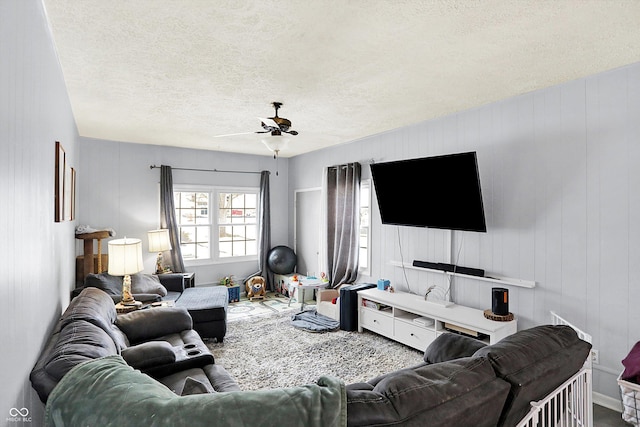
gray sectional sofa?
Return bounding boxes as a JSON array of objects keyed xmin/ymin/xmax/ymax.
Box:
[
  {"xmin": 32, "ymin": 286, "xmax": 592, "ymax": 427},
  {"xmin": 30, "ymin": 287, "xmax": 238, "ymax": 404},
  {"xmin": 78, "ymin": 272, "xmax": 228, "ymax": 341},
  {"xmin": 346, "ymin": 326, "xmax": 592, "ymax": 426}
]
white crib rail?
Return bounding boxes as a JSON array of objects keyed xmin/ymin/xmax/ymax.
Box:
[
  {"xmin": 516, "ymin": 368, "xmax": 593, "ymax": 427},
  {"xmin": 514, "ymin": 312, "xmax": 593, "ymax": 427}
]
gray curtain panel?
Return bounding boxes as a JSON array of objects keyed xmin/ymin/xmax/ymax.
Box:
[
  {"xmin": 247, "ymin": 171, "xmax": 273, "ymax": 290},
  {"xmin": 159, "ymin": 165, "xmax": 185, "ymax": 273},
  {"xmin": 326, "ymin": 162, "xmax": 361, "ymax": 287}
]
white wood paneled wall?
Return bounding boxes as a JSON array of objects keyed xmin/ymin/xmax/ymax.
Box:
[
  {"xmin": 1, "ymin": 1, "xmax": 79, "ymax": 423},
  {"xmin": 289, "ymin": 62, "xmax": 640, "ymax": 402}
]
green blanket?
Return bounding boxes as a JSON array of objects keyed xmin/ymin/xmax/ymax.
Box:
[{"xmin": 46, "ymin": 355, "xmax": 346, "ymax": 427}]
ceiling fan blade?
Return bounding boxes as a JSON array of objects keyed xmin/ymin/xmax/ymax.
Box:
[
  {"xmin": 213, "ymin": 131, "xmax": 258, "ymax": 138},
  {"xmin": 258, "ymin": 117, "xmax": 279, "ymax": 129},
  {"xmin": 284, "ymin": 130, "xmax": 298, "ymax": 136}
]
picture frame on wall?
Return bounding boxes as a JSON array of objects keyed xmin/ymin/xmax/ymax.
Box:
[
  {"xmin": 64, "ymin": 164, "xmax": 74, "ymax": 221},
  {"xmin": 70, "ymin": 167, "xmax": 76, "ymax": 220},
  {"xmin": 54, "ymin": 141, "xmax": 65, "ymax": 222}
]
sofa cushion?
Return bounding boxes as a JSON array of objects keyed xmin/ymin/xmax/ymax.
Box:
[
  {"xmin": 84, "ymin": 272, "xmax": 123, "ymax": 296},
  {"xmin": 472, "ymin": 324, "xmax": 592, "ymax": 427},
  {"xmin": 131, "ymin": 273, "xmax": 168, "ymax": 297},
  {"xmin": 60, "ymin": 287, "xmax": 117, "ymax": 331},
  {"xmin": 346, "ymin": 357, "xmax": 510, "ymax": 427},
  {"xmin": 44, "ymin": 320, "xmax": 118, "ymax": 381},
  {"xmin": 59, "ymin": 287, "xmax": 128, "ymax": 350},
  {"xmin": 423, "ymin": 332, "xmax": 487, "ymax": 364},
  {"xmin": 84, "ymin": 272, "xmax": 166, "ymax": 302}
]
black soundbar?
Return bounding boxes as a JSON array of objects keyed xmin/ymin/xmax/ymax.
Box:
[
  {"xmin": 412, "ymin": 260, "xmax": 441, "ymax": 270},
  {"xmin": 412, "ymin": 260, "xmax": 485, "ymax": 277}
]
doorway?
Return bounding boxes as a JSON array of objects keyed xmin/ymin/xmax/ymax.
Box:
[{"xmin": 294, "ymin": 188, "xmax": 321, "ymax": 277}]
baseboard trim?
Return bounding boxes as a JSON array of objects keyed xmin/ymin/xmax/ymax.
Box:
[{"xmin": 593, "ymin": 391, "xmax": 623, "ymax": 413}]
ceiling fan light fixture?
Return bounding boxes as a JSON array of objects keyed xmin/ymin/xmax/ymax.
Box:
[{"xmin": 261, "ymin": 135, "xmax": 290, "ymax": 157}]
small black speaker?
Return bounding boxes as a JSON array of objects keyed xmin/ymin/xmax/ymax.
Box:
[{"xmin": 492, "ymin": 287, "xmax": 509, "ymax": 316}]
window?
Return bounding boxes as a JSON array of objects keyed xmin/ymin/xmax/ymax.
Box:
[
  {"xmin": 217, "ymin": 191, "xmax": 258, "ymax": 259},
  {"xmin": 175, "ymin": 191, "xmax": 211, "ymax": 260},
  {"xmin": 174, "ymin": 187, "xmax": 258, "ymax": 263},
  {"xmin": 359, "ymin": 179, "xmax": 371, "ymax": 275}
]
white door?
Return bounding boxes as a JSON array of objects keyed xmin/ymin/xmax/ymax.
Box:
[{"xmin": 295, "ymin": 189, "xmax": 321, "ymax": 277}]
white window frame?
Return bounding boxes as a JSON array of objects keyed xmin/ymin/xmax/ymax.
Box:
[
  {"xmin": 359, "ymin": 179, "xmax": 371, "ymax": 276},
  {"xmin": 174, "ymin": 185, "xmax": 259, "ymax": 266}
]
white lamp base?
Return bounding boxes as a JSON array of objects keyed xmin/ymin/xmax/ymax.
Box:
[{"xmin": 121, "ymin": 274, "xmax": 137, "ymax": 305}]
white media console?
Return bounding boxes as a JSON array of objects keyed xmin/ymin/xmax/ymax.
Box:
[{"xmin": 357, "ymin": 288, "xmax": 517, "ymax": 351}]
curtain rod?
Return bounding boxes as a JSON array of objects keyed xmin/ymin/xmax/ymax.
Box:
[{"xmin": 149, "ymin": 165, "xmax": 266, "ymax": 175}]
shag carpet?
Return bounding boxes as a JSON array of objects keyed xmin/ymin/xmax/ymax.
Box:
[{"xmin": 207, "ymin": 310, "xmax": 423, "ymax": 390}]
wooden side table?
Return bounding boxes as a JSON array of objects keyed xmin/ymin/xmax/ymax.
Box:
[{"xmin": 115, "ymin": 301, "xmax": 142, "ymax": 314}]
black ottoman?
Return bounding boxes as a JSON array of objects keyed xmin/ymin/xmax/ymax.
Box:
[{"xmin": 175, "ymin": 286, "xmax": 228, "ymax": 342}]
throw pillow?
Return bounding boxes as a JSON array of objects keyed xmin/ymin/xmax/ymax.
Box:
[
  {"xmin": 131, "ymin": 274, "xmax": 168, "ymax": 297},
  {"xmin": 181, "ymin": 377, "xmax": 214, "ymax": 395}
]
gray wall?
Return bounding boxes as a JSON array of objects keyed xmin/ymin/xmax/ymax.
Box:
[
  {"xmin": 4, "ymin": 0, "xmax": 638, "ymax": 417},
  {"xmin": 289, "ymin": 62, "xmax": 640, "ymax": 405},
  {"xmin": 77, "ymin": 138, "xmax": 290, "ymax": 285},
  {"xmin": 1, "ymin": 1, "xmax": 79, "ymax": 423}
]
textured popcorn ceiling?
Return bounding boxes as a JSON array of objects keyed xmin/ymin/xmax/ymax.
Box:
[{"xmin": 43, "ymin": 1, "xmax": 640, "ymax": 157}]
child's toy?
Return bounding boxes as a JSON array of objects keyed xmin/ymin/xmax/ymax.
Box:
[
  {"xmin": 220, "ymin": 275, "xmax": 235, "ymax": 286},
  {"xmin": 245, "ymin": 276, "xmax": 266, "ymax": 301}
]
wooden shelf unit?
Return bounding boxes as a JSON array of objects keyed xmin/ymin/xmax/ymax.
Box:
[
  {"xmin": 357, "ymin": 288, "xmax": 517, "ymax": 351},
  {"xmin": 389, "ymin": 261, "xmax": 535, "ymax": 288}
]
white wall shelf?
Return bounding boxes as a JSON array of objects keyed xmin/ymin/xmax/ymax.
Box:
[{"xmin": 390, "ymin": 261, "xmax": 536, "ymax": 289}]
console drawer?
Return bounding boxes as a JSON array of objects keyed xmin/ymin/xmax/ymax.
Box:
[
  {"xmin": 360, "ymin": 308, "xmax": 393, "ymax": 335},
  {"xmin": 394, "ymin": 320, "xmax": 436, "ymax": 351}
]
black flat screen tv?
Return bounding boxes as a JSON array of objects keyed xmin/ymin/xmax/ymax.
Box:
[{"xmin": 370, "ymin": 151, "xmax": 487, "ymax": 232}]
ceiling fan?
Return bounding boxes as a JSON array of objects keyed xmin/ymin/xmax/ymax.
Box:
[
  {"xmin": 214, "ymin": 102, "xmax": 298, "ymax": 175},
  {"xmin": 214, "ymin": 101, "xmax": 299, "ymax": 138}
]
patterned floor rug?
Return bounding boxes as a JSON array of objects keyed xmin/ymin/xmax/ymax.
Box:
[
  {"xmin": 227, "ymin": 291, "xmax": 312, "ymax": 322},
  {"xmin": 207, "ymin": 310, "xmax": 423, "ymax": 391}
]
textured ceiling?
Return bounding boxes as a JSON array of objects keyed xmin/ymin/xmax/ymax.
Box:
[{"xmin": 43, "ymin": 1, "xmax": 640, "ymax": 158}]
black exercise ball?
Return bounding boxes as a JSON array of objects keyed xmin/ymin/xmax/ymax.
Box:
[{"xmin": 267, "ymin": 246, "xmax": 297, "ymax": 274}]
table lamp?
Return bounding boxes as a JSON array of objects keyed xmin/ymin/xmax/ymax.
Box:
[
  {"xmin": 108, "ymin": 237, "xmax": 144, "ymax": 306},
  {"xmin": 148, "ymin": 229, "xmax": 172, "ymax": 274}
]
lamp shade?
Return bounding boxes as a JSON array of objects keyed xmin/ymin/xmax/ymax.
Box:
[
  {"xmin": 148, "ymin": 229, "xmax": 172, "ymax": 252},
  {"xmin": 108, "ymin": 238, "xmax": 144, "ymax": 276}
]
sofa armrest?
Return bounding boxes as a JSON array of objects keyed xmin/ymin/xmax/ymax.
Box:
[
  {"xmin": 121, "ymin": 341, "xmax": 176, "ymax": 370},
  {"xmin": 116, "ymin": 307, "xmax": 193, "ymax": 344},
  {"xmin": 157, "ymin": 273, "xmax": 185, "ymax": 293},
  {"xmin": 318, "ymin": 289, "xmax": 339, "ymax": 303}
]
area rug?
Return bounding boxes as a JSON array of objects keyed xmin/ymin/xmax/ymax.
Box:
[
  {"xmin": 207, "ymin": 310, "xmax": 423, "ymax": 390},
  {"xmin": 227, "ymin": 292, "xmax": 310, "ymax": 322}
]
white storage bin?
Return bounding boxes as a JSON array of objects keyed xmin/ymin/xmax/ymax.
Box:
[{"xmin": 618, "ymin": 372, "xmax": 640, "ymax": 426}]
